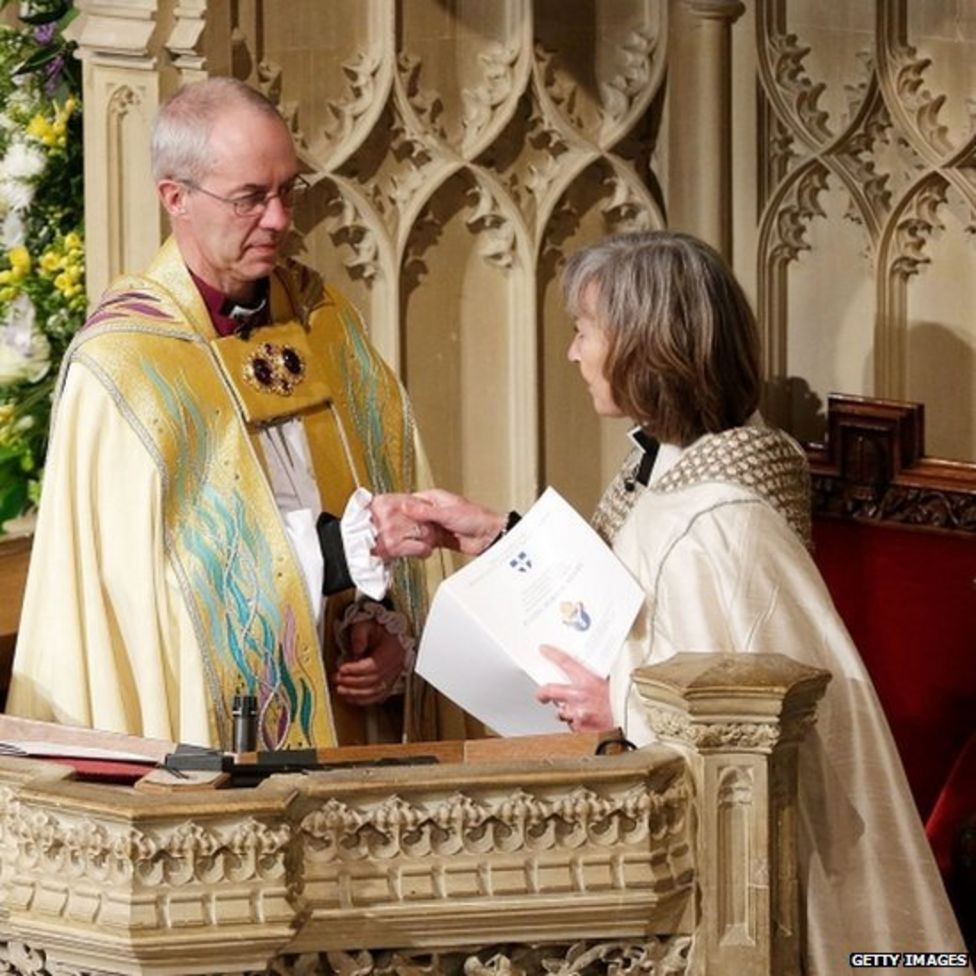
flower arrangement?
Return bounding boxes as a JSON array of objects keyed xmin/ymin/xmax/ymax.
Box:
[{"xmin": 0, "ymin": 0, "xmax": 83, "ymax": 533}]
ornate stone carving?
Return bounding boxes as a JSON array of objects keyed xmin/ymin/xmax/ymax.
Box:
[
  {"xmin": 299, "ymin": 782, "xmax": 688, "ymax": 864},
  {"xmin": 598, "ymin": 29, "xmax": 657, "ymax": 133},
  {"xmin": 832, "ymin": 91, "xmax": 894, "ymax": 233},
  {"xmin": 397, "ymin": 52, "xmax": 446, "ymax": 143},
  {"xmin": 762, "ymin": 29, "xmax": 831, "ymax": 145},
  {"xmin": 266, "ymin": 938, "xmax": 692, "ymax": 976},
  {"xmin": 763, "ymin": 163, "xmax": 830, "ymax": 266},
  {"xmin": 716, "ymin": 765, "xmax": 753, "ymax": 939},
  {"xmin": 461, "ymin": 43, "xmax": 522, "ymax": 154},
  {"xmin": 324, "ymin": 49, "xmax": 386, "ymax": 150},
  {"xmin": 600, "ymin": 168, "xmax": 656, "ymax": 233},
  {"xmin": 534, "ymin": 11, "xmax": 663, "ymax": 145},
  {"xmin": 336, "ymin": 99, "xmax": 443, "ymax": 239},
  {"xmin": 884, "ymin": 42, "xmax": 952, "ymax": 158},
  {"xmin": 465, "ymin": 183, "xmax": 518, "ymax": 271},
  {"xmin": 8, "ymin": 811, "xmax": 289, "ymax": 891},
  {"xmin": 0, "ymin": 938, "xmax": 121, "ymax": 976},
  {"xmin": 887, "ymin": 178, "xmax": 949, "ymax": 280},
  {"xmin": 476, "ymin": 90, "xmax": 573, "ymax": 234},
  {"xmin": 647, "ymin": 709, "xmax": 783, "ymax": 753},
  {"xmin": 317, "ymin": 186, "xmax": 383, "ymax": 284},
  {"xmin": 0, "ymin": 653, "xmax": 823, "ymax": 975}
]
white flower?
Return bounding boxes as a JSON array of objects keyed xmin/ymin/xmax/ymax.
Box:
[
  {"xmin": 1, "ymin": 210, "xmax": 24, "ymax": 248},
  {"xmin": 0, "ymin": 177, "xmax": 34, "ymax": 213},
  {"xmin": 0, "ymin": 141, "xmax": 46, "ymax": 180},
  {"xmin": 0, "ymin": 295, "xmax": 50, "ymax": 386},
  {"xmin": 7, "ymin": 89, "xmax": 35, "ymax": 113}
]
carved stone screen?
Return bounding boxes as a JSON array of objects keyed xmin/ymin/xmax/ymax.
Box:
[
  {"xmin": 72, "ymin": 0, "xmax": 667, "ymax": 519},
  {"xmin": 70, "ymin": 0, "xmax": 976, "ymax": 524},
  {"xmin": 746, "ymin": 0, "xmax": 976, "ymax": 460},
  {"xmin": 266, "ymin": 0, "xmax": 667, "ymax": 514}
]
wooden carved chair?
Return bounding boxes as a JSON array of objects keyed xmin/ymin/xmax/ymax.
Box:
[{"xmin": 806, "ymin": 394, "xmax": 976, "ymax": 945}]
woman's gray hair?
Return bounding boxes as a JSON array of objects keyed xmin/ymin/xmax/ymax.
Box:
[
  {"xmin": 562, "ymin": 231, "xmax": 760, "ymax": 445},
  {"xmin": 151, "ymin": 78, "xmax": 284, "ymax": 183}
]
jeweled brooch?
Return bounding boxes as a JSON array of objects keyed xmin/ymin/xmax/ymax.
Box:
[{"xmin": 243, "ymin": 342, "xmax": 306, "ymax": 396}]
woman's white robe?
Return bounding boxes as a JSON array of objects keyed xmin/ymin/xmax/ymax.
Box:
[{"xmin": 609, "ymin": 472, "xmax": 969, "ymax": 974}]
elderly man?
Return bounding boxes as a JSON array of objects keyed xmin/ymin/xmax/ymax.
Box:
[{"xmin": 7, "ymin": 78, "xmax": 441, "ymax": 750}]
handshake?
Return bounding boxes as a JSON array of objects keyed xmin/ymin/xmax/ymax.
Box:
[
  {"xmin": 367, "ymin": 489, "xmax": 508, "ymax": 560},
  {"xmin": 367, "ymin": 487, "xmax": 613, "ymax": 733}
]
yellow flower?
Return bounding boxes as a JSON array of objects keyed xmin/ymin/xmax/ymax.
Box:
[
  {"xmin": 27, "ymin": 114, "xmax": 49, "ymax": 140},
  {"xmin": 39, "ymin": 251, "xmax": 60, "ymax": 273},
  {"xmin": 0, "ymin": 287, "xmax": 17, "ymax": 302},
  {"xmin": 64, "ymin": 232, "xmax": 81, "ymax": 250},
  {"xmin": 8, "ymin": 246, "xmax": 31, "ymax": 276}
]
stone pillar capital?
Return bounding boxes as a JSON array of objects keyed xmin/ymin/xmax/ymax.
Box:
[
  {"xmin": 68, "ymin": 0, "xmax": 163, "ymax": 69},
  {"xmin": 634, "ymin": 652, "xmax": 830, "ymax": 975},
  {"xmin": 632, "ymin": 652, "xmax": 830, "ymax": 753},
  {"xmin": 680, "ymin": 0, "xmax": 746, "ymax": 23}
]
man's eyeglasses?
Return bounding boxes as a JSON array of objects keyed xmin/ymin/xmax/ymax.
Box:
[{"xmin": 181, "ymin": 175, "xmax": 311, "ymax": 217}]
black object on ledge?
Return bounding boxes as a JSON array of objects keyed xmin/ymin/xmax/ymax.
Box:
[{"xmin": 162, "ymin": 743, "xmax": 439, "ymax": 788}]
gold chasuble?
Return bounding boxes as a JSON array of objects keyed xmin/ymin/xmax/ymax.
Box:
[{"xmin": 7, "ymin": 239, "xmax": 436, "ymax": 749}]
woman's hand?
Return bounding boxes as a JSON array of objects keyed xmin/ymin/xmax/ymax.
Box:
[
  {"xmin": 369, "ymin": 493, "xmax": 440, "ymax": 559},
  {"xmin": 535, "ymin": 645, "xmax": 614, "ymax": 733},
  {"xmin": 404, "ymin": 489, "xmax": 507, "ymax": 555},
  {"xmin": 370, "ymin": 490, "xmax": 506, "ymax": 558}
]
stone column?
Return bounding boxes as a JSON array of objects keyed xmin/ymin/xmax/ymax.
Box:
[
  {"xmin": 68, "ymin": 0, "xmax": 177, "ymax": 300},
  {"xmin": 667, "ymin": 0, "xmax": 745, "ymax": 259},
  {"xmin": 631, "ymin": 652, "xmax": 830, "ymax": 976}
]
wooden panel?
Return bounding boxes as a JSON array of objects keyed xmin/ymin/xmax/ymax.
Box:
[
  {"xmin": 0, "ymin": 536, "xmax": 30, "ymax": 635},
  {"xmin": 807, "ymin": 394, "xmax": 976, "ymax": 820}
]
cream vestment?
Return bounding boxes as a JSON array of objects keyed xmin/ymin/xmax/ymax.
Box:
[
  {"xmin": 7, "ymin": 239, "xmax": 440, "ymax": 750},
  {"xmin": 598, "ymin": 425, "xmax": 969, "ymax": 976}
]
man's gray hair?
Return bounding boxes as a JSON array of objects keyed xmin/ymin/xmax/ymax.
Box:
[{"xmin": 151, "ymin": 77, "xmax": 284, "ymax": 183}]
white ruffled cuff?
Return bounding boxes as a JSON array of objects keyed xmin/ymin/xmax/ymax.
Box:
[{"xmin": 340, "ymin": 487, "xmax": 391, "ymax": 600}]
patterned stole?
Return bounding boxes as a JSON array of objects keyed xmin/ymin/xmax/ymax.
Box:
[
  {"xmin": 60, "ymin": 243, "xmax": 427, "ymax": 748},
  {"xmin": 591, "ymin": 425, "xmax": 812, "ymax": 548}
]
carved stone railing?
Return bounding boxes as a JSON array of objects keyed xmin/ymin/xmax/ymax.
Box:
[{"xmin": 0, "ymin": 653, "xmax": 828, "ymax": 976}]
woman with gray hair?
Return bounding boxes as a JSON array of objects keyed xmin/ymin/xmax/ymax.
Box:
[{"xmin": 388, "ymin": 230, "xmax": 968, "ymax": 973}]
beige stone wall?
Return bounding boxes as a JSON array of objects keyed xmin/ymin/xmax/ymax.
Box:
[
  {"xmin": 70, "ymin": 0, "xmax": 976, "ymax": 522},
  {"xmin": 736, "ymin": 0, "xmax": 976, "ymax": 461}
]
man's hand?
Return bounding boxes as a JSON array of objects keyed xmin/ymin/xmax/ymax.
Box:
[
  {"xmin": 535, "ymin": 645, "xmax": 613, "ymax": 732},
  {"xmin": 333, "ymin": 618, "xmax": 406, "ymax": 706}
]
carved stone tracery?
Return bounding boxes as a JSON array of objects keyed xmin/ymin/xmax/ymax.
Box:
[
  {"xmin": 265, "ymin": 938, "xmax": 693, "ymax": 976},
  {"xmin": 756, "ymin": 1, "xmax": 976, "ymax": 448}
]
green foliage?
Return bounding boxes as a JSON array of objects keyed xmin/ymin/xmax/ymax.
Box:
[{"xmin": 0, "ymin": 1, "xmax": 83, "ymax": 532}]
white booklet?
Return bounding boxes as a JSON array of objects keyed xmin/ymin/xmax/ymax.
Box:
[{"xmin": 416, "ymin": 487, "xmax": 644, "ymax": 736}]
